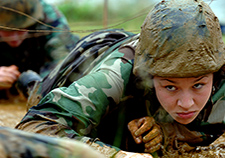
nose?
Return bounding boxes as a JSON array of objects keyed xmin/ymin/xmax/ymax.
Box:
[
  {"xmin": 177, "ymin": 91, "xmax": 194, "ymax": 110},
  {"xmin": 1, "ymin": 31, "xmax": 20, "ymax": 41},
  {"xmin": 8, "ymin": 32, "xmax": 20, "ymax": 39}
]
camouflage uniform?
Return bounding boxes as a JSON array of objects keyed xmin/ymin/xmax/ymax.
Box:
[
  {"xmin": 13, "ymin": 26, "xmax": 225, "ymax": 156},
  {"xmin": 0, "ymin": 126, "xmax": 105, "ymax": 158},
  {"xmin": 13, "ymin": 0, "xmax": 225, "ymax": 157}
]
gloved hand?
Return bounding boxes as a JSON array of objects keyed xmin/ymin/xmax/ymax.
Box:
[
  {"xmin": 128, "ymin": 116, "xmax": 163, "ymax": 153},
  {"xmin": 16, "ymin": 70, "xmax": 42, "ymax": 98}
]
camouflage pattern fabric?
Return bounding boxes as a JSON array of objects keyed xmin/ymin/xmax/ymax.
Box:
[
  {"xmin": 39, "ymin": 0, "xmax": 80, "ymax": 77},
  {"xmin": 16, "ymin": 29, "xmax": 225, "ymax": 156},
  {"xmin": 26, "ymin": 29, "xmax": 135, "ymax": 109},
  {"xmin": 0, "ymin": 126, "xmax": 105, "ymax": 158},
  {"xmin": 17, "ymin": 29, "xmax": 139, "ymax": 155}
]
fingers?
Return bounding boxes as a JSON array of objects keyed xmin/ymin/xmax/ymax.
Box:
[
  {"xmin": 143, "ymin": 124, "xmax": 161, "ymax": 143},
  {"xmin": 0, "ymin": 65, "xmax": 21, "ymax": 76},
  {"xmin": 144, "ymin": 134, "xmax": 163, "ymax": 149},
  {"xmin": 0, "ymin": 66, "xmax": 20, "ymax": 78},
  {"xmin": 135, "ymin": 117, "xmax": 155, "ymax": 136},
  {"xmin": 9, "ymin": 65, "xmax": 19, "ymax": 70},
  {"xmin": 143, "ymin": 124, "xmax": 163, "ymax": 153},
  {"xmin": 128, "ymin": 119, "xmax": 143, "ymax": 144},
  {"xmin": 144, "ymin": 143, "xmax": 161, "ymax": 153},
  {"xmin": 128, "ymin": 116, "xmax": 163, "ymax": 153},
  {"xmin": 0, "ymin": 66, "xmax": 21, "ymax": 89}
]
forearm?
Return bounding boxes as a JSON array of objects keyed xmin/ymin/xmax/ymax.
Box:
[
  {"xmin": 0, "ymin": 126, "xmax": 104, "ymax": 158},
  {"xmin": 17, "ymin": 119, "xmax": 120, "ymax": 157},
  {"xmin": 17, "ymin": 49, "xmax": 133, "ymax": 135}
]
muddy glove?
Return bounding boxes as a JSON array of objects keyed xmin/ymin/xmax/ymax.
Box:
[
  {"xmin": 16, "ymin": 70, "xmax": 42, "ymax": 98},
  {"xmin": 128, "ymin": 116, "xmax": 163, "ymax": 153}
]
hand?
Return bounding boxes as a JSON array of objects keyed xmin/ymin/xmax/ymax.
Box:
[
  {"xmin": 128, "ymin": 116, "xmax": 163, "ymax": 153},
  {"xmin": 114, "ymin": 150, "xmax": 153, "ymax": 158},
  {"xmin": 0, "ymin": 65, "xmax": 20, "ymax": 89}
]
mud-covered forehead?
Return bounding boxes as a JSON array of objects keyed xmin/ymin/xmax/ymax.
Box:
[{"xmin": 134, "ymin": 0, "xmax": 225, "ymax": 78}]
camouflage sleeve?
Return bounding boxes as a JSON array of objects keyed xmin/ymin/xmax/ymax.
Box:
[
  {"xmin": 38, "ymin": 0, "xmax": 79, "ymax": 77},
  {"xmin": 0, "ymin": 126, "xmax": 105, "ymax": 158},
  {"xmin": 16, "ymin": 47, "xmax": 134, "ymax": 156}
]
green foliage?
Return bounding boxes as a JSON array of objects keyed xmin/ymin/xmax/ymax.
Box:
[
  {"xmin": 58, "ymin": 0, "xmax": 102, "ymax": 22},
  {"xmin": 56, "ymin": 0, "xmax": 156, "ymax": 37}
]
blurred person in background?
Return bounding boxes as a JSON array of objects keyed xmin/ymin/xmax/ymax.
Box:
[{"xmin": 0, "ymin": 0, "xmax": 79, "ymax": 99}]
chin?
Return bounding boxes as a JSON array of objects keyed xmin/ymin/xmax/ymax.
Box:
[
  {"xmin": 177, "ymin": 120, "xmax": 192, "ymax": 125},
  {"xmin": 174, "ymin": 116, "xmax": 196, "ymax": 125},
  {"xmin": 7, "ymin": 40, "xmax": 23, "ymax": 47},
  {"xmin": 8, "ymin": 42, "xmax": 21, "ymax": 47}
]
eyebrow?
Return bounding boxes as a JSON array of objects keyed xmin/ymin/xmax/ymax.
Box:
[
  {"xmin": 161, "ymin": 76, "xmax": 207, "ymax": 83},
  {"xmin": 162, "ymin": 79, "xmax": 176, "ymax": 83},
  {"xmin": 194, "ymin": 76, "xmax": 206, "ymax": 82}
]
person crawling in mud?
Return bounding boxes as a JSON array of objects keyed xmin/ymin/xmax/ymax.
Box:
[{"xmin": 11, "ymin": 0, "xmax": 225, "ymax": 157}]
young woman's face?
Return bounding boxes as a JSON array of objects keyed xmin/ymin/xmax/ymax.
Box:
[
  {"xmin": 0, "ymin": 30, "xmax": 28, "ymax": 47},
  {"xmin": 153, "ymin": 73, "xmax": 213, "ymax": 124}
]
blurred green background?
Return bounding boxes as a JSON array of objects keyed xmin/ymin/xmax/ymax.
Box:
[
  {"xmin": 49, "ymin": 0, "xmax": 225, "ymax": 41},
  {"xmin": 50, "ymin": 0, "xmax": 158, "ymax": 37}
]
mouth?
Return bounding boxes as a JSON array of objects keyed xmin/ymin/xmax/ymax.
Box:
[{"xmin": 176, "ymin": 111, "xmax": 196, "ymax": 119}]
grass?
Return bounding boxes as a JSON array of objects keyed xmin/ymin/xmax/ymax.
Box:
[
  {"xmin": 56, "ymin": 0, "xmax": 153, "ymax": 38},
  {"xmin": 69, "ymin": 19, "xmax": 142, "ymax": 37}
]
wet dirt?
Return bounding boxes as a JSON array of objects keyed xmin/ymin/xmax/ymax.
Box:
[
  {"xmin": 1, "ymin": 95, "xmax": 225, "ymax": 157},
  {"xmin": 0, "ymin": 95, "xmax": 26, "ymax": 128},
  {"xmin": 162, "ymin": 135, "xmax": 225, "ymax": 158}
]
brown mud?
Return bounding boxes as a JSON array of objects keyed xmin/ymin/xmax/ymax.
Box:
[
  {"xmin": 162, "ymin": 134, "xmax": 225, "ymax": 158},
  {"xmin": 1, "ymin": 96, "xmax": 225, "ymax": 157},
  {"xmin": 0, "ymin": 95, "xmax": 26, "ymax": 128}
]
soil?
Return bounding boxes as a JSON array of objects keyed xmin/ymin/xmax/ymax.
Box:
[
  {"xmin": 0, "ymin": 95, "xmax": 27, "ymax": 128},
  {"xmin": 1, "ymin": 95, "xmax": 225, "ymax": 157}
]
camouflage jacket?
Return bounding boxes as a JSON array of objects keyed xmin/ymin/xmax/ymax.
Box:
[
  {"xmin": 0, "ymin": 0, "xmax": 79, "ymax": 78},
  {"xmin": 16, "ymin": 29, "xmax": 225, "ymax": 155},
  {"xmin": 0, "ymin": 126, "xmax": 105, "ymax": 158}
]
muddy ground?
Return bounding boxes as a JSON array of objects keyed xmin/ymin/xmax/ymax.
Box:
[
  {"xmin": 1, "ymin": 95, "xmax": 225, "ymax": 157},
  {"xmin": 0, "ymin": 95, "xmax": 26, "ymax": 128}
]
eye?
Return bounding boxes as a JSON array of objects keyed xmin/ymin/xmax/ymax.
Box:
[
  {"xmin": 165, "ymin": 85, "xmax": 176, "ymax": 91},
  {"xmin": 193, "ymin": 83, "xmax": 204, "ymax": 89}
]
